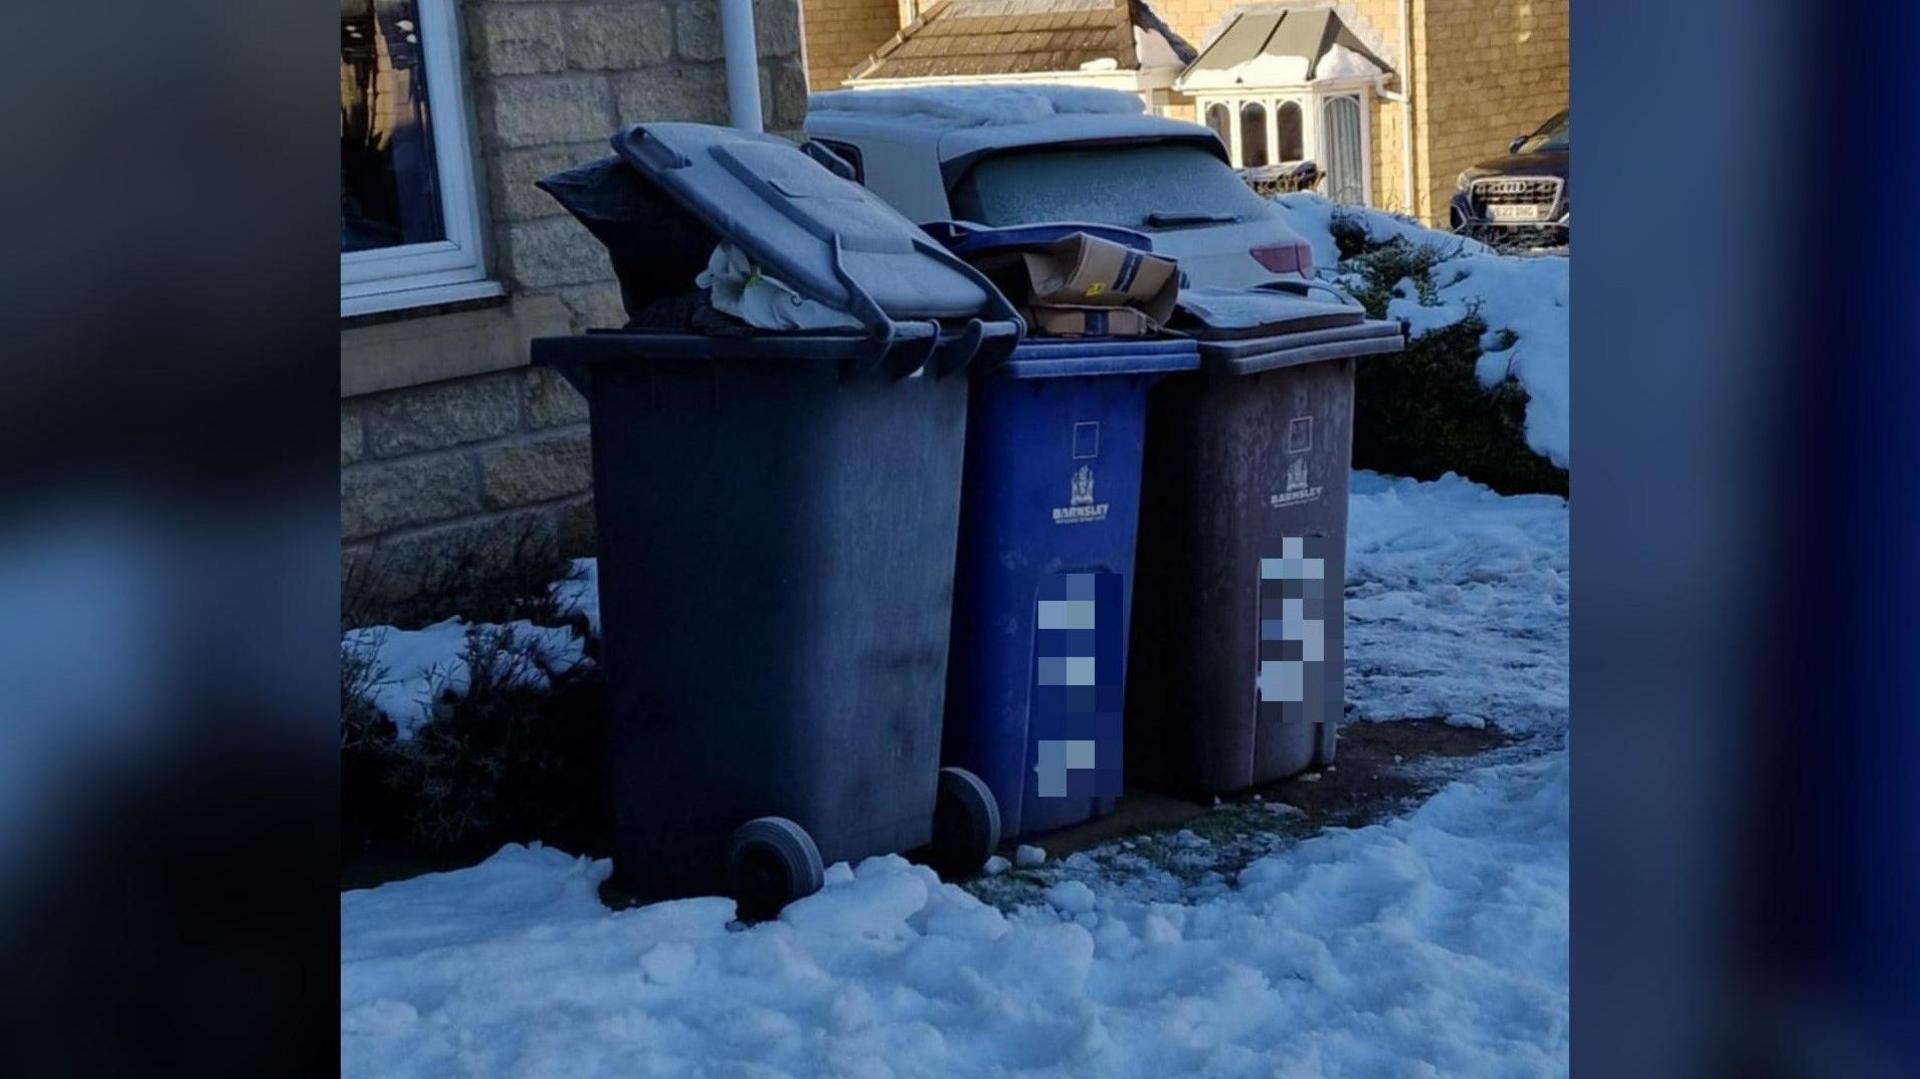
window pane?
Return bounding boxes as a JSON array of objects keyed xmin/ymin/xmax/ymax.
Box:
[
  {"xmin": 341, "ymin": 0, "xmax": 445, "ymax": 253},
  {"xmin": 1204, "ymin": 104, "xmax": 1232, "ymax": 151},
  {"xmin": 1322, "ymin": 96, "xmax": 1365, "ymax": 205},
  {"xmin": 1240, "ymin": 102, "xmax": 1268, "ymax": 168},
  {"xmin": 1277, "ymin": 101, "xmax": 1304, "ymax": 162}
]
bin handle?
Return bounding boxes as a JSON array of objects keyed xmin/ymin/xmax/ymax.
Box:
[{"xmin": 1251, "ymin": 278, "xmax": 1362, "ymax": 307}]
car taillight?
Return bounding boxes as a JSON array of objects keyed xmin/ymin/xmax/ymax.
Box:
[{"xmin": 1250, "ymin": 241, "xmax": 1312, "ymax": 276}]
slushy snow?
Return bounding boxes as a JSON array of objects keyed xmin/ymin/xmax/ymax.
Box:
[
  {"xmin": 1346, "ymin": 471, "xmax": 1568, "ymax": 734},
  {"xmin": 342, "ymin": 754, "xmax": 1567, "ymax": 1077},
  {"xmin": 342, "ymin": 473, "xmax": 1569, "ymax": 1076},
  {"xmin": 1274, "ymin": 192, "xmax": 1570, "ymax": 468}
]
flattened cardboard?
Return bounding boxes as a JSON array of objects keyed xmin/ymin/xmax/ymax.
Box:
[
  {"xmin": 968, "ymin": 233, "xmax": 1180, "ymax": 337},
  {"xmin": 1019, "ymin": 235, "xmax": 1178, "ymax": 325}
]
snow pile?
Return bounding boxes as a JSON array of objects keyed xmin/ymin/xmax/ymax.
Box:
[
  {"xmin": 1345, "ymin": 471, "xmax": 1569, "ymax": 733},
  {"xmin": 547, "ymin": 557, "xmax": 601, "ymax": 639},
  {"xmin": 341, "ymin": 751, "xmax": 1567, "ymax": 1077},
  {"xmin": 1272, "ymin": 191, "xmax": 1489, "ymax": 271},
  {"xmin": 1274, "ymin": 193, "xmax": 1569, "ymax": 467},
  {"xmin": 811, "ymin": 85, "xmax": 1144, "ymax": 128},
  {"xmin": 343, "ymin": 618, "xmax": 587, "ymax": 741},
  {"xmin": 1390, "ymin": 254, "xmax": 1571, "ymax": 468}
]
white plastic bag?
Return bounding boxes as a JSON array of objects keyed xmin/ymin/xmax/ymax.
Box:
[{"xmin": 695, "ymin": 243, "xmax": 862, "ymax": 331}]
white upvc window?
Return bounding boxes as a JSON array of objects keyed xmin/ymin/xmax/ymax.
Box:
[
  {"xmin": 1200, "ymin": 86, "xmax": 1372, "ymax": 206},
  {"xmin": 340, "ymin": 0, "xmax": 499, "ymax": 317}
]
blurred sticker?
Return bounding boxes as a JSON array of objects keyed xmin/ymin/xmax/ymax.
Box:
[
  {"xmin": 1031, "ymin": 572, "xmax": 1123, "ymax": 797},
  {"xmin": 1256, "ymin": 536, "xmax": 1327, "ymax": 723}
]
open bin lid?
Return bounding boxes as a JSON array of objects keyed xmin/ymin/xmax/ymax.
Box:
[{"xmin": 611, "ymin": 124, "xmax": 1016, "ymax": 327}]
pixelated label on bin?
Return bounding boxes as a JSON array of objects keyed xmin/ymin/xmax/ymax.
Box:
[
  {"xmin": 1052, "ymin": 465, "xmax": 1109, "ymax": 525},
  {"xmin": 1256, "ymin": 536, "xmax": 1327, "ymax": 724},
  {"xmin": 1269, "ymin": 415, "xmax": 1323, "ymax": 509},
  {"xmin": 1031, "ymin": 572, "xmax": 1124, "ymax": 798}
]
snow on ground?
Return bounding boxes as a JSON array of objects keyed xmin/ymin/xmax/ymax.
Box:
[
  {"xmin": 342, "ymin": 754, "xmax": 1566, "ymax": 1077},
  {"xmin": 343, "ymin": 618, "xmax": 587, "ymax": 741},
  {"xmin": 1346, "ymin": 471, "xmax": 1569, "ymax": 734},
  {"xmin": 342, "ymin": 474, "xmax": 1569, "ymax": 1076},
  {"xmin": 1274, "ymin": 193, "xmax": 1570, "ymax": 468}
]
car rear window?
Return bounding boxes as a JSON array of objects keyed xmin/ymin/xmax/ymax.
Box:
[{"xmin": 950, "ymin": 143, "xmax": 1271, "ymax": 230}]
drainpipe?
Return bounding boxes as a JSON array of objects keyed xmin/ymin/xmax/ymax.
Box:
[
  {"xmin": 1396, "ymin": 0, "xmax": 1416, "ymax": 215},
  {"xmin": 721, "ymin": 0, "xmax": 764, "ymax": 132}
]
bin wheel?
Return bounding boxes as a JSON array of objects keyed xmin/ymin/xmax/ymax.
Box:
[
  {"xmin": 929, "ymin": 767, "xmax": 1001, "ymax": 879},
  {"xmin": 726, "ymin": 817, "xmax": 824, "ymax": 922}
]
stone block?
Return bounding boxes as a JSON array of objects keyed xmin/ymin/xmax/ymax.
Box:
[
  {"xmin": 613, "ymin": 63, "xmax": 727, "ymax": 125},
  {"xmin": 476, "ymin": 73, "xmax": 617, "ymax": 149},
  {"xmin": 342, "ymin": 454, "xmax": 481, "ymax": 540},
  {"xmin": 341, "ymin": 407, "xmax": 365, "ymax": 466},
  {"xmin": 526, "ymin": 367, "xmax": 591, "ymax": 429},
  {"xmin": 565, "ymin": 3, "xmax": 674, "ymax": 70},
  {"xmin": 498, "ymin": 216, "xmax": 617, "ymax": 290},
  {"xmin": 468, "ymin": 4, "xmax": 567, "ymax": 75},
  {"xmin": 755, "ymin": 0, "xmax": 803, "ymax": 58},
  {"xmin": 674, "ymin": 1, "xmax": 724, "ymax": 62},
  {"xmin": 486, "ymin": 142, "xmax": 614, "ymax": 223},
  {"xmin": 761, "ymin": 56, "xmax": 809, "ymax": 130},
  {"xmin": 478, "ymin": 432, "xmax": 595, "ymax": 508},
  {"xmin": 362, "ymin": 371, "xmax": 522, "ymax": 458}
]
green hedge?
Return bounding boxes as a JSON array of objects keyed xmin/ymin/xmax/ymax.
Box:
[{"xmin": 1334, "ymin": 224, "xmax": 1569, "ymax": 497}]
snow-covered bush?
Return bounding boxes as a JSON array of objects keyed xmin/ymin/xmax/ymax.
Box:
[
  {"xmin": 342, "ymin": 566, "xmax": 605, "ymax": 866},
  {"xmin": 1273, "ymin": 194, "xmax": 1569, "ymax": 494}
]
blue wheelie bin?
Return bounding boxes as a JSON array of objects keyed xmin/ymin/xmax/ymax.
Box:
[
  {"xmin": 531, "ymin": 124, "xmax": 1021, "ymax": 917},
  {"xmin": 928, "ymin": 223, "xmax": 1200, "ymax": 842}
]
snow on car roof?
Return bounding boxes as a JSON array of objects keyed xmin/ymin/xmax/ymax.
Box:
[
  {"xmin": 807, "ymin": 86, "xmax": 1228, "ymax": 171},
  {"xmin": 809, "ymin": 85, "xmax": 1147, "ymax": 129}
]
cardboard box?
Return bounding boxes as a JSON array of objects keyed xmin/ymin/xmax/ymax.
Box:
[{"xmin": 974, "ymin": 234, "xmax": 1179, "ymax": 337}]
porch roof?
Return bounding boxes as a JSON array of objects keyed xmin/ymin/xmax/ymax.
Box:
[
  {"xmin": 846, "ymin": 0, "xmax": 1195, "ymax": 84},
  {"xmin": 1176, "ymin": 5, "xmax": 1392, "ymax": 93}
]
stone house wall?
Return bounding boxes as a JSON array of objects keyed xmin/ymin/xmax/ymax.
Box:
[
  {"xmin": 341, "ymin": 0, "xmax": 808, "ymax": 621},
  {"xmin": 1413, "ymin": 0, "xmax": 1568, "ymax": 223}
]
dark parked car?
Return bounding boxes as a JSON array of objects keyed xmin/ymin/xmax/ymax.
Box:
[{"xmin": 1448, "ymin": 110, "xmax": 1568, "ymax": 248}]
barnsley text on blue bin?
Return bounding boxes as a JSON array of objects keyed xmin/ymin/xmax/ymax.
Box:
[{"xmin": 1030, "ymin": 572, "xmax": 1124, "ymax": 798}]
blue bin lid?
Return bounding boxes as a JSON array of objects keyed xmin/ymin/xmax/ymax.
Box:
[{"xmin": 994, "ymin": 337, "xmax": 1200, "ymax": 380}]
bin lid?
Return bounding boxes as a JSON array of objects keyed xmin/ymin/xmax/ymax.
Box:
[
  {"xmin": 611, "ymin": 124, "xmax": 998, "ymax": 323},
  {"xmin": 1171, "ymin": 283, "xmax": 1366, "ymax": 340},
  {"xmin": 996, "ymin": 337, "xmax": 1200, "ymax": 380},
  {"xmin": 1196, "ymin": 318, "xmax": 1404, "ymax": 374}
]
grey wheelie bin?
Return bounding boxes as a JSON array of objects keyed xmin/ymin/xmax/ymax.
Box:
[
  {"xmin": 1125, "ymin": 284, "xmax": 1404, "ymax": 796},
  {"xmin": 531, "ymin": 123, "xmax": 1020, "ymax": 917}
]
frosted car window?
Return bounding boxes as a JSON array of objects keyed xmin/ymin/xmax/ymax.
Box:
[{"xmin": 951, "ymin": 144, "xmax": 1270, "ymax": 230}]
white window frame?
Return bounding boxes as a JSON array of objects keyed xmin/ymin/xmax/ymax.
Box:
[
  {"xmin": 340, "ymin": 0, "xmax": 500, "ymax": 318},
  {"xmin": 1199, "ymin": 85, "xmax": 1372, "ymax": 204}
]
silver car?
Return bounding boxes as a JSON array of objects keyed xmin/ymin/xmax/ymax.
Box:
[{"xmin": 805, "ymin": 92, "xmax": 1315, "ymax": 288}]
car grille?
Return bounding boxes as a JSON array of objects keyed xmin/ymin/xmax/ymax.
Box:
[{"xmin": 1469, "ymin": 176, "xmax": 1563, "ymax": 218}]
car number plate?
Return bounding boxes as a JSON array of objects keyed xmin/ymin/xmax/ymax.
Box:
[{"xmin": 1486, "ymin": 203, "xmax": 1548, "ymax": 223}]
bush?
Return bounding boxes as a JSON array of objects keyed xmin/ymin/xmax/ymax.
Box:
[
  {"xmin": 1351, "ymin": 315, "xmax": 1569, "ymax": 497},
  {"xmin": 1333, "ymin": 225, "xmax": 1569, "ymax": 496},
  {"xmin": 341, "ymin": 621, "xmax": 608, "ymax": 886}
]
